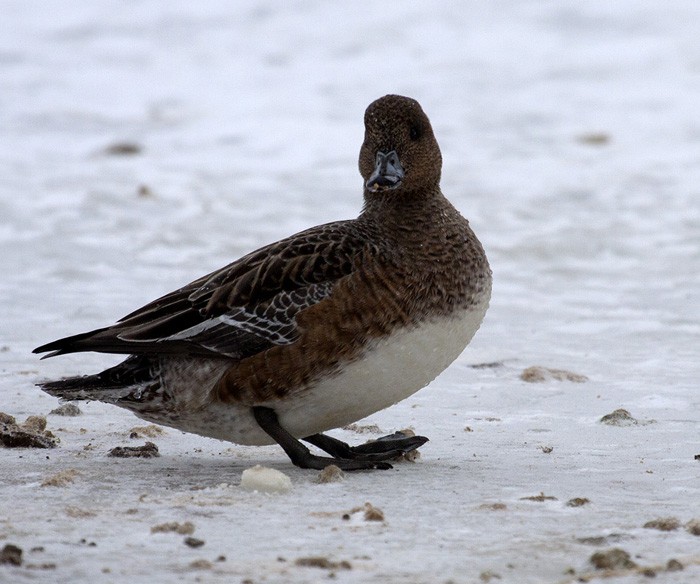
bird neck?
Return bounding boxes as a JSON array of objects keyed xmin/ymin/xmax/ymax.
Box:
[{"xmin": 359, "ymin": 186, "xmax": 465, "ymax": 248}]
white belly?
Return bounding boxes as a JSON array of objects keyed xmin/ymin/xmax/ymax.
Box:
[
  {"xmin": 275, "ymin": 302, "xmax": 489, "ymax": 440},
  {"xmin": 170, "ymin": 300, "xmax": 487, "ymax": 445}
]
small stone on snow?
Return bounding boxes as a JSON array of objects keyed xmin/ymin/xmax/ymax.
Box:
[{"xmin": 240, "ymin": 465, "xmax": 292, "ymax": 493}]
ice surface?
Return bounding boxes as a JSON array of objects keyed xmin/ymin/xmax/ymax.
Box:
[{"xmin": 1, "ymin": 1, "xmax": 699, "ymax": 583}]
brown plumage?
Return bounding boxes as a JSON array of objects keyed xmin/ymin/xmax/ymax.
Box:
[{"xmin": 34, "ymin": 95, "xmax": 491, "ymax": 471}]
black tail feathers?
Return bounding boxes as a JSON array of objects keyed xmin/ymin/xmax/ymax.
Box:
[{"xmin": 38, "ymin": 355, "xmax": 156, "ymax": 402}]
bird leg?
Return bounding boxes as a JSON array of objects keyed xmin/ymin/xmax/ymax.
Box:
[{"xmin": 252, "ymin": 406, "xmax": 394, "ymax": 471}]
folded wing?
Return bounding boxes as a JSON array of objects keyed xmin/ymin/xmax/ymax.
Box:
[{"xmin": 34, "ymin": 221, "xmax": 372, "ymax": 361}]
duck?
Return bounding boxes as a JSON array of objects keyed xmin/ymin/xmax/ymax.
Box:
[{"xmin": 34, "ymin": 94, "xmax": 492, "ymax": 471}]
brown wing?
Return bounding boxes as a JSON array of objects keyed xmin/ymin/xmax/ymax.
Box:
[{"xmin": 34, "ymin": 220, "xmax": 375, "ymax": 360}]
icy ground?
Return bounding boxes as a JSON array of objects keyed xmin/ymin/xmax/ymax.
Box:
[{"xmin": 1, "ymin": 1, "xmax": 699, "ymax": 583}]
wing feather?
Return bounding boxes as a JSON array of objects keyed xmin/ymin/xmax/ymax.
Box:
[{"xmin": 34, "ymin": 221, "xmax": 375, "ymax": 360}]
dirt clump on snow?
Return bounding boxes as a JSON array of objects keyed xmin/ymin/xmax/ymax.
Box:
[
  {"xmin": 342, "ymin": 502, "xmax": 384, "ymax": 522},
  {"xmin": 478, "ymin": 503, "xmax": 507, "ymax": 511},
  {"xmin": 600, "ymin": 409, "xmax": 637, "ymax": 426},
  {"xmin": 0, "ymin": 412, "xmax": 15, "ymax": 424},
  {"xmin": 589, "ymin": 548, "xmax": 637, "ymax": 570},
  {"xmin": 520, "ymin": 492, "xmax": 557, "ymax": 502},
  {"xmin": 685, "ymin": 518, "xmax": 700, "ymax": 535},
  {"xmin": 520, "ymin": 366, "xmax": 588, "ymax": 383},
  {"xmin": 151, "ymin": 521, "xmax": 195, "ymax": 535},
  {"xmin": 342, "ymin": 423, "xmax": 383, "ymax": 434},
  {"xmin": 65, "ymin": 506, "xmax": 96, "ymax": 518},
  {"xmin": 129, "ymin": 425, "xmax": 165, "ymax": 438},
  {"xmin": 104, "ymin": 141, "xmax": 142, "ymax": 156},
  {"xmin": 0, "ymin": 413, "xmax": 58, "ymax": 448},
  {"xmin": 317, "ymin": 465, "xmax": 345, "ymax": 483},
  {"xmin": 41, "ymin": 469, "xmax": 80, "ymax": 487},
  {"xmin": 469, "ymin": 361, "xmax": 504, "ymax": 369},
  {"xmin": 576, "ymin": 534, "xmax": 628, "ymax": 546},
  {"xmin": 576, "ymin": 132, "xmax": 611, "ymax": 145},
  {"xmin": 295, "ymin": 556, "xmax": 352, "ymax": 570},
  {"xmin": 580, "ymin": 549, "xmax": 693, "ymax": 581},
  {"xmin": 108, "ymin": 441, "xmax": 160, "ymax": 458},
  {"xmin": 393, "ymin": 428, "xmax": 422, "ymax": 462},
  {"xmin": 643, "ymin": 517, "xmax": 680, "ymax": 531},
  {"xmin": 137, "ymin": 184, "xmax": 154, "ymax": 198},
  {"xmin": 362, "ymin": 502, "xmax": 384, "ymax": 521},
  {"xmin": 666, "ymin": 559, "xmax": 684, "ymax": 571},
  {"xmin": 49, "ymin": 403, "xmax": 82, "ymax": 416},
  {"xmin": 599, "ymin": 408, "xmax": 657, "ymax": 427},
  {"xmin": 0, "ymin": 544, "xmax": 23, "ymax": 566}
]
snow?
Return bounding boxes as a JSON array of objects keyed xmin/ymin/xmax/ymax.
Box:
[{"xmin": 1, "ymin": 1, "xmax": 699, "ymax": 582}]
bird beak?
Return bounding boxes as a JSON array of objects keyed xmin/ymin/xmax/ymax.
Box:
[{"xmin": 366, "ymin": 150, "xmax": 404, "ymax": 192}]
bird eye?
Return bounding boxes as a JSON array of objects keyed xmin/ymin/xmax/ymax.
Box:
[{"xmin": 409, "ymin": 124, "xmax": 421, "ymax": 141}]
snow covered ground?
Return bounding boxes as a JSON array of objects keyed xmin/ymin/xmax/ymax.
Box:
[{"xmin": 2, "ymin": 1, "xmax": 699, "ymax": 582}]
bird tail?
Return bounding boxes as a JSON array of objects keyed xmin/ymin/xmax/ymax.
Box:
[{"xmin": 37, "ymin": 355, "xmax": 158, "ymax": 405}]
